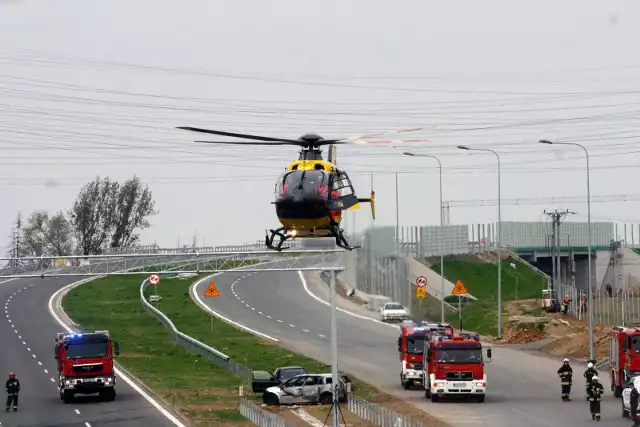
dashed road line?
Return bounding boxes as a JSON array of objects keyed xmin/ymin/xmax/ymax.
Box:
[{"xmin": 75, "ymin": 409, "xmax": 81, "ymax": 415}]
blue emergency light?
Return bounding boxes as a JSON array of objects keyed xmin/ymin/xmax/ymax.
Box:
[{"xmin": 413, "ymin": 327, "xmax": 425, "ymax": 332}]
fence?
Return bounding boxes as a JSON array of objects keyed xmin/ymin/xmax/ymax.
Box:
[
  {"xmin": 238, "ymin": 397, "xmax": 297, "ymax": 427},
  {"xmin": 348, "ymin": 395, "xmax": 428, "ymax": 427},
  {"xmin": 557, "ymin": 282, "xmax": 640, "ymax": 326}
]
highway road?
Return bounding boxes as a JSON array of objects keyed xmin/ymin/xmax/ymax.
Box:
[
  {"xmin": 0, "ymin": 273, "xmax": 184, "ymax": 427},
  {"xmin": 194, "ymin": 260, "xmax": 630, "ymax": 427}
]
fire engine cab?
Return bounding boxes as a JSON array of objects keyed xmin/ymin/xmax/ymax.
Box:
[
  {"xmin": 397, "ymin": 321, "xmax": 454, "ymax": 389},
  {"xmin": 422, "ymin": 333, "xmax": 492, "ymax": 402},
  {"xmin": 55, "ymin": 331, "xmax": 120, "ymax": 403},
  {"xmin": 609, "ymin": 326, "xmax": 640, "ymax": 397}
]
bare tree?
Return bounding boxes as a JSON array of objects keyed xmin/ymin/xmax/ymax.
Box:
[{"xmin": 70, "ymin": 176, "xmax": 119, "ymax": 255}]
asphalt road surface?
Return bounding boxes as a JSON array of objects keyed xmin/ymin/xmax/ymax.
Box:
[
  {"xmin": 0, "ymin": 274, "xmax": 182, "ymax": 427},
  {"xmin": 195, "ymin": 260, "xmax": 631, "ymax": 427}
]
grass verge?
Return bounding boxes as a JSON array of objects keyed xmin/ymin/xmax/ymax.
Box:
[
  {"xmin": 425, "ymin": 254, "xmax": 548, "ymax": 336},
  {"xmin": 63, "ymin": 272, "xmax": 450, "ymax": 427}
]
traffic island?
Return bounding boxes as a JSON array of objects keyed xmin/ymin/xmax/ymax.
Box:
[{"xmin": 62, "ymin": 274, "xmax": 451, "ymax": 427}]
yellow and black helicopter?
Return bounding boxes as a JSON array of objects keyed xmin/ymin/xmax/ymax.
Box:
[{"xmin": 176, "ymin": 127, "xmax": 380, "ymax": 251}]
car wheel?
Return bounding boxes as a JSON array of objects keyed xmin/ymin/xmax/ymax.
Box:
[
  {"xmin": 263, "ymin": 393, "xmax": 279, "ymax": 406},
  {"xmin": 319, "ymin": 392, "xmax": 333, "ymax": 405}
]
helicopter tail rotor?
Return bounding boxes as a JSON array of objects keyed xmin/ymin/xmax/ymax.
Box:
[{"xmin": 357, "ymin": 190, "xmax": 376, "ymax": 220}]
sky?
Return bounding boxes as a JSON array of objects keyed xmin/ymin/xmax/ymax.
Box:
[{"xmin": 1, "ymin": 0, "xmax": 640, "ymax": 251}]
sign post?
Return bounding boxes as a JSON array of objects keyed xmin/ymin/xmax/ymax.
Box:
[
  {"xmin": 452, "ymin": 280, "xmax": 469, "ymax": 331},
  {"xmin": 148, "ymin": 274, "xmax": 161, "ymax": 306},
  {"xmin": 415, "ymin": 276, "xmax": 427, "ymax": 314},
  {"xmin": 204, "ymin": 282, "xmax": 220, "ymax": 331}
]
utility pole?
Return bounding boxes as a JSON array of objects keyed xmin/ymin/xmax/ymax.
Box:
[{"xmin": 543, "ymin": 209, "xmax": 576, "ymax": 289}]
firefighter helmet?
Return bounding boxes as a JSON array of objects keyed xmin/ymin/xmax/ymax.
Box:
[{"xmin": 587, "ymin": 362, "xmax": 594, "ymax": 369}]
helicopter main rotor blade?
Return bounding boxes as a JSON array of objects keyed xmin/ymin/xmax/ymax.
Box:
[
  {"xmin": 176, "ymin": 127, "xmax": 302, "ymax": 144},
  {"xmin": 194, "ymin": 140, "xmax": 294, "ymax": 146}
]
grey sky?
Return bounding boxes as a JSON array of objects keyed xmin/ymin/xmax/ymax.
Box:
[{"xmin": 1, "ymin": 0, "xmax": 639, "ymax": 250}]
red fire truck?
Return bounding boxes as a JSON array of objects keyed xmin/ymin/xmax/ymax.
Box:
[
  {"xmin": 55, "ymin": 331, "xmax": 120, "ymax": 403},
  {"xmin": 609, "ymin": 326, "xmax": 640, "ymax": 397},
  {"xmin": 422, "ymin": 333, "xmax": 492, "ymax": 402},
  {"xmin": 397, "ymin": 321, "xmax": 454, "ymax": 389}
]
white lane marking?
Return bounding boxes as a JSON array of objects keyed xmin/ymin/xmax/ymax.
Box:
[
  {"xmin": 49, "ymin": 283, "xmax": 189, "ymax": 427},
  {"xmin": 27, "ymin": 347, "xmax": 31, "ymax": 351},
  {"xmin": 190, "ymin": 274, "xmax": 279, "ymax": 342},
  {"xmin": 22, "ymin": 341, "xmax": 25, "ymax": 345},
  {"xmin": 277, "ymin": 319, "xmax": 283, "ymax": 323},
  {"xmin": 258, "ymin": 311, "xmax": 263, "ymax": 315},
  {"xmin": 38, "ymin": 361, "xmax": 43, "ymax": 366},
  {"xmin": 251, "ymin": 307, "xmax": 255, "ymax": 311},
  {"xmin": 289, "ymin": 324, "xmax": 295, "ymax": 328},
  {"xmin": 50, "ymin": 378, "xmax": 55, "ymax": 383},
  {"xmin": 298, "ymin": 271, "xmax": 398, "ymax": 331},
  {"xmin": 44, "ymin": 369, "xmax": 48, "ymax": 374},
  {"xmin": 318, "ymin": 334, "xmax": 325, "ymax": 338},
  {"xmin": 32, "ymin": 354, "xmax": 36, "ymax": 358},
  {"xmin": 85, "ymin": 422, "xmax": 92, "ymax": 427},
  {"xmin": 303, "ymin": 329, "xmax": 310, "ymax": 333},
  {"xmin": 266, "ymin": 315, "xmax": 272, "ymax": 319},
  {"xmin": 17, "ymin": 335, "xmax": 21, "ymax": 339},
  {"xmin": 74, "ymin": 409, "xmax": 81, "ymax": 415}
]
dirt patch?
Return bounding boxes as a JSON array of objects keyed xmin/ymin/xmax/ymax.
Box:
[
  {"xmin": 496, "ymin": 326, "xmax": 546, "ymax": 344},
  {"xmin": 120, "ymin": 353, "xmax": 153, "ymax": 358},
  {"xmin": 542, "ymin": 315, "xmax": 611, "ymax": 360},
  {"xmin": 336, "ymin": 279, "xmax": 367, "ymax": 306}
]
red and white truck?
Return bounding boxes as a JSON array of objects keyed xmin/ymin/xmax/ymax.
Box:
[
  {"xmin": 397, "ymin": 321, "xmax": 454, "ymax": 389},
  {"xmin": 55, "ymin": 331, "xmax": 120, "ymax": 403},
  {"xmin": 422, "ymin": 332, "xmax": 492, "ymax": 402},
  {"xmin": 609, "ymin": 326, "xmax": 640, "ymax": 397}
]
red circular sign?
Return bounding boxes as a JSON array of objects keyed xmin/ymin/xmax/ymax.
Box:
[
  {"xmin": 416, "ymin": 276, "xmax": 427, "ymax": 287},
  {"xmin": 149, "ymin": 274, "xmax": 160, "ymax": 286}
]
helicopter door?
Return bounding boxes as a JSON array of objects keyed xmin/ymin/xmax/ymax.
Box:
[{"xmin": 327, "ymin": 171, "xmax": 360, "ymax": 211}]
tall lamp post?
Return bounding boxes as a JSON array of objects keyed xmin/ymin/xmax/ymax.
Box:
[
  {"xmin": 539, "ymin": 139, "xmax": 594, "ymax": 360},
  {"xmin": 457, "ymin": 145, "xmax": 503, "ymax": 338},
  {"xmin": 402, "ymin": 152, "xmax": 446, "ymax": 322}
]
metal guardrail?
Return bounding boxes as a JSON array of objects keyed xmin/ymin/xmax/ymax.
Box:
[
  {"xmin": 238, "ymin": 397, "xmax": 296, "ymax": 427},
  {"xmin": 139, "ymin": 278, "xmax": 252, "ymax": 380},
  {"xmin": 348, "ymin": 395, "xmax": 428, "ymax": 427}
]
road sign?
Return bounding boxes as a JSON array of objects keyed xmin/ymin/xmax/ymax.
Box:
[
  {"xmin": 452, "ymin": 280, "xmax": 468, "ymax": 295},
  {"xmin": 148, "ymin": 274, "xmax": 160, "ymax": 286},
  {"xmin": 416, "ymin": 287, "xmax": 426, "ymax": 299},
  {"xmin": 204, "ymin": 282, "xmax": 220, "ymax": 297},
  {"xmin": 416, "ymin": 276, "xmax": 427, "ymax": 287}
]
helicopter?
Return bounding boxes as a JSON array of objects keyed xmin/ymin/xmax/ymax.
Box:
[{"xmin": 175, "ymin": 127, "xmax": 386, "ymax": 251}]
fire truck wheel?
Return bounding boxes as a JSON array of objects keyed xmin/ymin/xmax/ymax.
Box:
[
  {"xmin": 62, "ymin": 390, "xmax": 74, "ymax": 404},
  {"xmin": 430, "ymin": 394, "xmax": 439, "ymax": 403},
  {"xmin": 622, "ymin": 399, "xmax": 629, "ymax": 417},
  {"xmin": 100, "ymin": 389, "xmax": 116, "ymax": 401},
  {"xmin": 476, "ymin": 395, "xmax": 485, "ymax": 403},
  {"xmin": 402, "ymin": 380, "xmax": 413, "ymax": 390}
]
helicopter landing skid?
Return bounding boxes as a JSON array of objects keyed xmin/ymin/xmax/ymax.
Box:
[
  {"xmin": 331, "ymin": 225, "xmax": 360, "ymax": 251},
  {"xmin": 265, "ymin": 228, "xmax": 292, "ymax": 251}
]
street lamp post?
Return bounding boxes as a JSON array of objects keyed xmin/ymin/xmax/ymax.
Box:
[
  {"xmin": 457, "ymin": 145, "xmax": 503, "ymax": 338},
  {"xmin": 403, "ymin": 152, "xmax": 446, "ymax": 322},
  {"xmin": 539, "ymin": 139, "xmax": 594, "ymax": 360}
]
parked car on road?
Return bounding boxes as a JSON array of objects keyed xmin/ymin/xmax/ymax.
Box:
[{"xmin": 380, "ymin": 302, "xmax": 409, "ymax": 322}]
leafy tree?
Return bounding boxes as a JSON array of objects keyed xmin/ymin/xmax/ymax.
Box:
[
  {"xmin": 70, "ymin": 176, "xmax": 156, "ymax": 255},
  {"xmin": 23, "ymin": 211, "xmax": 74, "ymax": 256},
  {"xmin": 110, "ymin": 176, "xmax": 157, "ymax": 248}
]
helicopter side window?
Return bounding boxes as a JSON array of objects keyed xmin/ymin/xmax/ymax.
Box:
[{"xmin": 330, "ymin": 171, "xmax": 354, "ymax": 198}]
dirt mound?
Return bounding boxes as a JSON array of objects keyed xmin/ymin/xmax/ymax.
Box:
[
  {"xmin": 496, "ymin": 326, "xmax": 546, "ymax": 344},
  {"xmin": 542, "ymin": 315, "xmax": 611, "ymax": 359}
]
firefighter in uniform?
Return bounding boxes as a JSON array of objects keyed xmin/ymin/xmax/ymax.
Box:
[
  {"xmin": 558, "ymin": 358, "xmax": 573, "ymax": 401},
  {"xmin": 5, "ymin": 372, "xmax": 19, "ymax": 412},
  {"xmin": 631, "ymin": 377, "xmax": 640, "ymax": 427},
  {"xmin": 587, "ymin": 375, "xmax": 603, "ymax": 421},
  {"xmin": 584, "ymin": 362, "xmax": 598, "ymax": 400}
]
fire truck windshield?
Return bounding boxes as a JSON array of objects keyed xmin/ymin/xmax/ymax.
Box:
[
  {"xmin": 436, "ymin": 344, "xmax": 482, "ymax": 363},
  {"xmin": 65, "ymin": 342, "xmax": 109, "ymax": 359},
  {"xmin": 632, "ymin": 336, "xmax": 640, "ymax": 354},
  {"xmin": 406, "ymin": 337, "xmax": 425, "ymax": 354}
]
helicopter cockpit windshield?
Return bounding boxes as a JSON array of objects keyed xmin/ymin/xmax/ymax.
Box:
[{"xmin": 275, "ymin": 170, "xmax": 331, "ymax": 203}]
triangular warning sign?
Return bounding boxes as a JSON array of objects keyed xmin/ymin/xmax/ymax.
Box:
[
  {"xmin": 452, "ymin": 280, "xmax": 468, "ymax": 295},
  {"xmin": 204, "ymin": 282, "xmax": 220, "ymax": 297}
]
